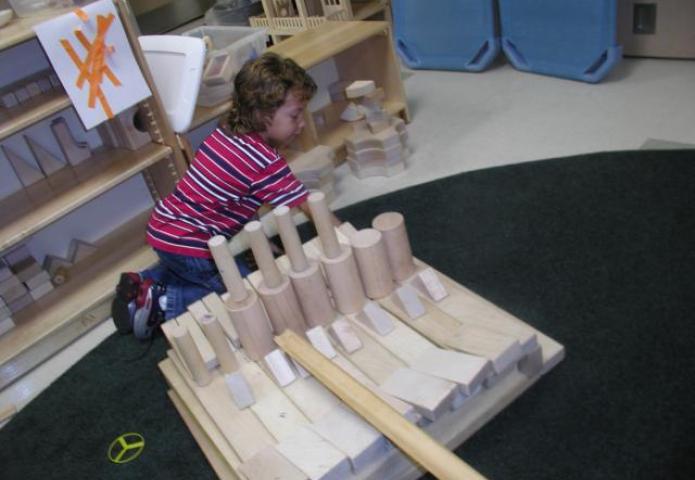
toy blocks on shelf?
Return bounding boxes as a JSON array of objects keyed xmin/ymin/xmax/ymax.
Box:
[
  {"xmin": 0, "ymin": 248, "xmax": 54, "ymax": 316},
  {"xmin": 288, "ymin": 145, "xmax": 336, "ymax": 202}
]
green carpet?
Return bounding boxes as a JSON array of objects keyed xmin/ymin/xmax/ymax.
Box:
[{"xmin": 2, "ymin": 149, "xmax": 694, "ymax": 479}]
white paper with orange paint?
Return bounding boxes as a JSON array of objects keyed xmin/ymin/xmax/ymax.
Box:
[{"xmin": 33, "ymin": 0, "xmax": 151, "ymax": 130}]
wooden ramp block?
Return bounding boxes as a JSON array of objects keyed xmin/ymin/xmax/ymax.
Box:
[
  {"xmin": 452, "ymin": 325, "xmax": 523, "ymax": 375},
  {"xmin": 356, "ymin": 301, "xmax": 395, "ymax": 336},
  {"xmin": 25, "ymin": 136, "xmax": 65, "ymax": 176},
  {"xmin": 328, "ymin": 317, "xmax": 362, "ymax": 353},
  {"xmin": 178, "ymin": 312, "xmax": 219, "ymax": 370},
  {"xmin": 412, "ymin": 258, "xmax": 539, "ymax": 355},
  {"xmin": 240, "ymin": 360, "xmax": 309, "ymax": 442},
  {"xmin": 2, "ymin": 145, "xmax": 44, "ymax": 186},
  {"xmin": 282, "ymin": 374, "xmax": 341, "ymax": 423},
  {"xmin": 264, "ymin": 348, "xmax": 298, "ymax": 387},
  {"xmin": 50, "ymin": 117, "xmax": 91, "ymax": 166},
  {"xmin": 380, "ymin": 367, "xmax": 458, "ymax": 422},
  {"xmin": 205, "ymin": 293, "xmax": 241, "ymax": 348},
  {"xmin": 306, "ymin": 325, "xmax": 337, "ymax": 359},
  {"xmin": 309, "ymin": 405, "xmax": 387, "ymax": 473},
  {"xmin": 331, "ymin": 354, "xmax": 421, "ymax": 425},
  {"xmin": 275, "ymin": 425, "xmax": 352, "ymax": 480},
  {"xmin": 239, "ymin": 445, "xmax": 309, "ymax": 480},
  {"xmin": 348, "ymin": 309, "xmax": 436, "ymax": 366},
  {"xmin": 411, "ymin": 348, "xmax": 492, "ymax": 396},
  {"xmin": 166, "ymin": 352, "xmax": 273, "ymax": 462},
  {"xmin": 224, "ymin": 371, "xmax": 255, "ymax": 410}
]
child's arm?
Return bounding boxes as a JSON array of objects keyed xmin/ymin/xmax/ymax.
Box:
[{"xmin": 297, "ymin": 197, "xmax": 341, "ymax": 228}]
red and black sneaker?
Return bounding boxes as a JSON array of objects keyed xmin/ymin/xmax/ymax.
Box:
[
  {"xmin": 111, "ymin": 272, "xmax": 142, "ymax": 335},
  {"xmin": 132, "ymin": 279, "xmax": 166, "ymax": 340}
]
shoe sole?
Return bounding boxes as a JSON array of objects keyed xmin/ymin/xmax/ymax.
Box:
[{"xmin": 112, "ymin": 273, "xmax": 139, "ymax": 334}]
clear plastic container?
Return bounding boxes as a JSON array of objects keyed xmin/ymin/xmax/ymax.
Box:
[
  {"xmin": 182, "ymin": 25, "xmax": 267, "ymax": 107},
  {"xmin": 8, "ymin": 0, "xmax": 73, "ymax": 18},
  {"xmin": 204, "ymin": 0, "xmax": 264, "ymax": 27}
]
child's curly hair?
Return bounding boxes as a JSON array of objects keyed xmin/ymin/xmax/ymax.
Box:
[{"xmin": 223, "ymin": 52, "xmax": 317, "ymax": 135}]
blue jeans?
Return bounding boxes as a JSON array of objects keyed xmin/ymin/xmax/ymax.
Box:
[{"xmin": 141, "ymin": 249, "xmax": 250, "ymax": 320}]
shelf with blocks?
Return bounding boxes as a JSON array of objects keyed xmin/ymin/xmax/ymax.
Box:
[
  {"xmin": 188, "ymin": 21, "xmax": 409, "ymax": 164},
  {"xmin": 0, "ymin": 8, "xmax": 73, "ymax": 52},
  {"xmin": 0, "ymin": 143, "xmax": 172, "ymax": 252},
  {"xmin": 0, "ymin": 212, "xmax": 156, "ymax": 390},
  {"xmin": 0, "ymin": 89, "xmax": 71, "ymax": 141}
]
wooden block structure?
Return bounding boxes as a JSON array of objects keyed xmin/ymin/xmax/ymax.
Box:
[
  {"xmin": 288, "ymin": 145, "xmax": 337, "ymax": 202},
  {"xmin": 50, "ymin": 117, "xmax": 91, "ymax": 166},
  {"xmin": 159, "ymin": 206, "xmax": 565, "ymax": 479},
  {"xmin": 341, "ymin": 80, "xmax": 410, "ymax": 179}
]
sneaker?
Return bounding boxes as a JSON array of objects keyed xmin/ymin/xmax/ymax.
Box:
[
  {"xmin": 112, "ymin": 272, "xmax": 142, "ymax": 334},
  {"xmin": 132, "ymin": 280, "xmax": 166, "ymax": 340}
]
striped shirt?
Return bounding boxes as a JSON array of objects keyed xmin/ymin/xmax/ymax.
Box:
[{"xmin": 146, "ymin": 129, "xmax": 308, "ymax": 258}]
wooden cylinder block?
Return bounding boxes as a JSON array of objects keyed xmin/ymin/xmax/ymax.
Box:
[
  {"xmin": 226, "ymin": 290, "xmax": 275, "ymax": 361},
  {"xmin": 308, "ymin": 191, "xmax": 342, "ymax": 259},
  {"xmin": 372, "ymin": 212, "xmax": 416, "ymax": 282},
  {"xmin": 199, "ymin": 313, "xmax": 239, "ymax": 374},
  {"xmin": 244, "ymin": 221, "xmax": 284, "ymax": 289},
  {"xmin": 257, "ymin": 276, "xmax": 307, "ymax": 336},
  {"xmin": 274, "ymin": 205, "xmax": 309, "ymax": 273},
  {"xmin": 351, "ymin": 228, "xmax": 395, "ymax": 299},
  {"xmin": 208, "ymin": 235, "xmax": 247, "ymax": 303},
  {"xmin": 288, "ymin": 260, "xmax": 336, "ymax": 327},
  {"xmin": 172, "ymin": 325, "xmax": 212, "ymax": 386},
  {"xmin": 321, "ymin": 246, "xmax": 366, "ymax": 315}
]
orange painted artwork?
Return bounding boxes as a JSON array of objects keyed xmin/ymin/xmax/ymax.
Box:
[{"xmin": 34, "ymin": 0, "xmax": 151, "ymax": 129}]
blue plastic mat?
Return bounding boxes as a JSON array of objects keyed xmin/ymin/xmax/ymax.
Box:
[
  {"xmin": 498, "ymin": 0, "xmax": 622, "ymax": 83},
  {"xmin": 392, "ymin": 0, "xmax": 499, "ymax": 72}
]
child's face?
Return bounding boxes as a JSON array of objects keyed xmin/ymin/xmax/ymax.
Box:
[{"xmin": 263, "ymin": 90, "xmax": 307, "ymax": 147}]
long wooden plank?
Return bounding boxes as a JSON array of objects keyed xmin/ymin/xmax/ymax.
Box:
[{"xmin": 275, "ymin": 330, "xmax": 487, "ymax": 480}]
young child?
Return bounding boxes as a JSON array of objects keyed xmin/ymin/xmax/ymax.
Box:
[{"xmin": 112, "ymin": 52, "xmax": 326, "ymax": 339}]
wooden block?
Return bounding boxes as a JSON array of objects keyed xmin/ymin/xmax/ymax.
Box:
[
  {"xmin": 413, "ymin": 258, "xmax": 539, "ymax": 355},
  {"xmin": 310, "ymin": 405, "xmax": 387, "ymax": 473},
  {"xmin": 1, "ymin": 92, "xmax": 18, "ymax": 109},
  {"xmin": 306, "ymin": 325, "xmax": 337, "ymax": 359},
  {"xmin": 238, "ymin": 445, "xmax": 308, "ymax": 480},
  {"xmin": 1, "ymin": 279, "xmax": 27, "ymax": 304},
  {"xmin": 14, "ymin": 86, "xmax": 30, "ymax": 103},
  {"xmin": 203, "ymin": 51, "xmax": 234, "ymax": 86},
  {"xmin": 170, "ymin": 323, "xmax": 213, "ymax": 386},
  {"xmin": 43, "ymin": 254, "xmax": 72, "ymax": 278},
  {"xmin": 240, "ymin": 360, "xmax": 309, "ymax": 442},
  {"xmin": 412, "ymin": 267, "xmax": 448, "ymax": 302},
  {"xmin": 346, "ymin": 80, "xmax": 376, "ymax": 99},
  {"xmin": 167, "ymin": 351, "xmax": 274, "ymax": 461},
  {"xmin": 0, "ymin": 266, "xmax": 12, "ymax": 282},
  {"xmin": 0, "ymin": 317, "xmax": 15, "ymax": 336},
  {"xmin": 198, "ymin": 312, "xmax": 239, "ymax": 374},
  {"xmin": 275, "ymin": 331, "xmax": 486, "ymax": 480},
  {"xmin": 380, "ymin": 367, "xmax": 458, "ymax": 422},
  {"xmin": 29, "ymin": 281, "xmax": 54, "ymax": 301},
  {"xmin": 25, "ymin": 81, "xmax": 42, "ymax": 97},
  {"xmin": 264, "ymin": 349, "xmax": 297, "ymax": 387},
  {"xmin": 12, "ymin": 257, "xmax": 42, "ymax": 282},
  {"xmin": 109, "ymin": 106, "xmax": 151, "ymax": 151},
  {"xmin": 394, "ymin": 284, "xmax": 426, "ymax": 319},
  {"xmin": 518, "ymin": 344, "xmax": 544, "ymax": 378},
  {"xmin": 25, "ymin": 270, "xmax": 51, "ymax": 290},
  {"xmin": 67, "ymin": 239, "xmax": 98, "ymax": 263},
  {"xmin": 4, "ymin": 245, "xmax": 31, "ymax": 267},
  {"xmin": 2, "ymin": 144, "xmax": 44, "ymax": 187},
  {"xmin": 410, "ymin": 348, "xmax": 491, "ymax": 396},
  {"xmin": 328, "ymin": 317, "xmax": 362, "ymax": 353},
  {"xmin": 9, "ymin": 293, "xmax": 33, "ymax": 313},
  {"xmin": 204, "ymin": 293, "xmax": 241, "ymax": 348},
  {"xmin": 331, "ymin": 354, "xmax": 421, "ymax": 424},
  {"xmin": 224, "ymin": 371, "xmax": 255, "ymax": 409},
  {"xmin": 50, "ymin": 117, "xmax": 91, "ymax": 166},
  {"xmin": 357, "ymin": 301, "xmax": 395, "ymax": 336},
  {"xmin": 37, "ymin": 77, "xmax": 52, "ymax": 93},
  {"xmin": 24, "ymin": 135, "xmax": 65, "ymax": 176},
  {"xmin": 275, "ymin": 425, "xmax": 352, "ymax": 480},
  {"xmin": 178, "ymin": 312, "xmax": 218, "ymax": 370},
  {"xmin": 281, "ymin": 375, "xmax": 341, "ymax": 422}
]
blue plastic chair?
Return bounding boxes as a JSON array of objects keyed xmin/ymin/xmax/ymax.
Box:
[
  {"xmin": 392, "ymin": 0, "xmax": 500, "ymax": 72},
  {"xmin": 498, "ymin": 0, "xmax": 622, "ymax": 83}
]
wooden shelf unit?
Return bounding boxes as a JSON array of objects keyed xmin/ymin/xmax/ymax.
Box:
[
  {"xmin": 0, "ymin": 0, "xmax": 187, "ymax": 390},
  {"xmin": 0, "ymin": 89, "xmax": 71, "ymax": 141},
  {"xmin": 0, "ymin": 143, "xmax": 172, "ymax": 252},
  {"xmin": 0, "ymin": 7, "xmax": 73, "ymax": 52},
  {"xmin": 189, "ymin": 21, "xmax": 409, "ymax": 163},
  {"xmin": 0, "ymin": 212, "xmax": 156, "ymax": 390}
]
